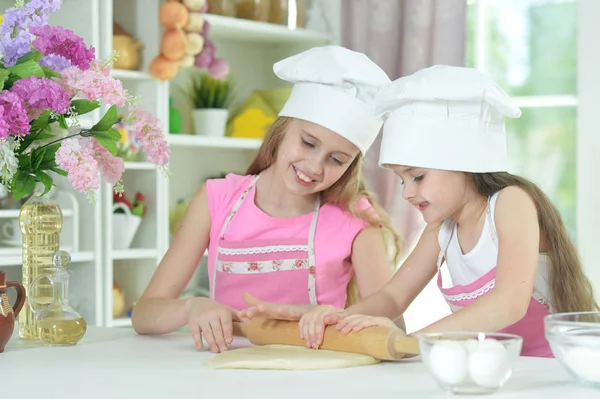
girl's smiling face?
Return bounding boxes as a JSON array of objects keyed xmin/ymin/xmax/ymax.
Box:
[
  {"xmin": 389, "ymin": 165, "xmax": 472, "ymax": 223},
  {"xmin": 276, "ymin": 119, "xmax": 359, "ymax": 196}
]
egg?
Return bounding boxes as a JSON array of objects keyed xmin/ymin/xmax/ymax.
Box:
[
  {"xmin": 428, "ymin": 341, "xmax": 469, "ymax": 385},
  {"xmin": 467, "ymin": 339, "xmax": 511, "ymax": 388}
]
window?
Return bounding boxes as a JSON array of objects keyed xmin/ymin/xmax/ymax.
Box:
[{"xmin": 465, "ymin": 0, "xmax": 578, "ymax": 238}]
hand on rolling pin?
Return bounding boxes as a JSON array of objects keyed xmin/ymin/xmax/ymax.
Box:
[
  {"xmin": 238, "ymin": 292, "xmax": 342, "ymax": 349},
  {"xmin": 238, "ymin": 292, "xmax": 313, "ymax": 321},
  {"xmin": 186, "ymin": 297, "xmax": 239, "ymax": 353},
  {"xmin": 332, "ymin": 314, "xmax": 397, "ymax": 335}
]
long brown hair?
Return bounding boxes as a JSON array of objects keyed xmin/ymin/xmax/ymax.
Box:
[
  {"xmin": 247, "ymin": 117, "xmax": 403, "ymax": 305},
  {"xmin": 471, "ymin": 172, "xmax": 599, "ymax": 313}
]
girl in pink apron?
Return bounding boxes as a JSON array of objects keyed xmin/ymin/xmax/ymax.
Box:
[
  {"xmin": 292, "ymin": 65, "xmax": 599, "ymax": 357},
  {"xmin": 131, "ymin": 46, "xmax": 403, "ymax": 353}
]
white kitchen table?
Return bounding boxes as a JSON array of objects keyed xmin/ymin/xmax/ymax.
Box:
[{"xmin": 1, "ymin": 326, "xmax": 598, "ymax": 399}]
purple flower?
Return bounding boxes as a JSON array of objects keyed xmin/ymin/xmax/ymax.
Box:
[
  {"xmin": 194, "ymin": 40, "xmax": 216, "ymax": 69},
  {"xmin": 31, "ymin": 25, "xmax": 95, "ymax": 70},
  {"xmin": 11, "ymin": 76, "xmax": 71, "ymax": 120},
  {"xmin": 0, "ymin": 90, "xmax": 31, "ymax": 137},
  {"xmin": 39, "ymin": 53, "xmax": 72, "ymax": 72},
  {"xmin": 0, "ymin": 0, "xmax": 62, "ymax": 67}
]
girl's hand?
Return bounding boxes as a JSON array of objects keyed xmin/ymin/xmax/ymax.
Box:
[
  {"xmin": 237, "ymin": 292, "xmax": 313, "ymax": 321},
  {"xmin": 335, "ymin": 314, "xmax": 397, "ymax": 334},
  {"xmin": 186, "ymin": 297, "xmax": 238, "ymax": 353},
  {"xmin": 298, "ymin": 305, "xmax": 344, "ymax": 349}
]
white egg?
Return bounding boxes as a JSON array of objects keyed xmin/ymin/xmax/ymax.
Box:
[
  {"xmin": 467, "ymin": 339, "xmax": 510, "ymax": 388},
  {"xmin": 428, "ymin": 341, "xmax": 469, "ymax": 385}
]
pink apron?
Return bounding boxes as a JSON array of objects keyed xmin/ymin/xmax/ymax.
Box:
[
  {"xmin": 210, "ymin": 175, "xmax": 321, "ymax": 311},
  {"xmin": 436, "ymin": 204, "xmax": 553, "ymax": 358}
]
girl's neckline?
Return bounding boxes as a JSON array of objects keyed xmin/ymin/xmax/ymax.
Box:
[{"xmin": 250, "ymin": 180, "xmax": 317, "ymax": 223}]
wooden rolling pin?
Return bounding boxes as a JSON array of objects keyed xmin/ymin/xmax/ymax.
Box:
[{"xmin": 232, "ymin": 317, "xmax": 420, "ymax": 361}]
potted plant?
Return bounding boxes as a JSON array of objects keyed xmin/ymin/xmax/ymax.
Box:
[
  {"xmin": 186, "ymin": 71, "xmax": 232, "ymax": 136},
  {"xmin": 112, "ymin": 191, "xmax": 146, "ymax": 250}
]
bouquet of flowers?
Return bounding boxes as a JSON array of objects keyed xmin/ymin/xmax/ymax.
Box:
[{"xmin": 0, "ymin": 0, "xmax": 170, "ymax": 202}]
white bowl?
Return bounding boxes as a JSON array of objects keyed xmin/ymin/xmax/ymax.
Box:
[
  {"xmin": 417, "ymin": 332, "xmax": 523, "ymax": 395},
  {"xmin": 545, "ymin": 311, "xmax": 600, "ymax": 389}
]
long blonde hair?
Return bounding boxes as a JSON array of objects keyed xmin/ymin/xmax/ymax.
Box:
[
  {"xmin": 471, "ymin": 172, "xmax": 599, "ymax": 313},
  {"xmin": 246, "ymin": 117, "xmax": 402, "ymax": 306}
]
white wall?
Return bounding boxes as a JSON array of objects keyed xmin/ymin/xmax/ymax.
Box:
[{"xmin": 577, "ymin": 0, "xmax": 600, "ymax": 298}]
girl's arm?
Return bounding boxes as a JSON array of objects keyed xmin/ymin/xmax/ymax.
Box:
[
  {"xmin": 132, "ymin": 183, "xmax": 214, "ymax": 334},
  {"xmin": 413, "ymin": 186, "xmax": 540, "ymax": 335},
  {"xmin": 344, "ymin": 222, "xmax": 441, "ymax": 320}
]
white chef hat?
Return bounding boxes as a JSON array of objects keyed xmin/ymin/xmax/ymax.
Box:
[
  {"xmin": 376, "ymin": 65, "xmax": 522, "ymax": 173},
  {"xmin": 274, "ymin": 45, "xmax": 391, "ymax": 155}
]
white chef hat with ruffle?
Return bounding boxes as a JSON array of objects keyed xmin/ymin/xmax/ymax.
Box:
[
  {"xmin": 376, "ymin": 65, "xmax": 522, "ymax": 172},
  {"xmin": 274, "ymin": 45, "xmax": 391, "ymax": 155}
]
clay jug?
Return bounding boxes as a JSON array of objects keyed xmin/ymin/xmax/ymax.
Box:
[{"xmin": 0, "ymin": 270, "xmax": 26, "ymax": 353}]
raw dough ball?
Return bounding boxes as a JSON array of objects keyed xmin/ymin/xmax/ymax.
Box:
[
  {"xmin": 205, "ymin": 344, "xmax": 379, "ymax": 370},
  {"xmin": 428, "ymin": 341, "xmax": 469, "ymax": 385}
]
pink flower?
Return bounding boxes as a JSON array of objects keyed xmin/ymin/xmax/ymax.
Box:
[
  {"xmin": 92, "ymin": 139, "xmax": 124, "ymax": 184},
  {"xmin": 55, "ymin": 137, "xmax": 101, "ymax": 194},
  {"xmin": 10, "ymin": 76, "xmax": 70, "ymax": 120},
  {"xmin": 31, "ymin": 25, "xmax": 95, "ymax": 70},
  {"xmin": 208, "ymin": 58, "xmax": 229, "ymax": 80},
  {"xmin": 0, "ymin": 90, "xmax": 30, "ymax": 137},
  {"xmin": 129, "ymin": 108, "xmax": 170, "ymax": 166},
  {"xmin": 0, "ymin": 107, "xmax": 8, "ymax": 139},
  {"xmin": 59, "ymin": 62, "xmax": 127, "ymax": 107}
]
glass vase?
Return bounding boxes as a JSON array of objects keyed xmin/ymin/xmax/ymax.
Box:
[{"xmin": 17, "ymin": 190, "xmax": 63, "ymax": 340}]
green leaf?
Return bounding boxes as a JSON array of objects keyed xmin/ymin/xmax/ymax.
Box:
[
  {"xmin": 91, "ymin": 105, "xmax": 118, "ymax": 132},
  {"xmin": 32, "ymin": 148, "xmax": 46, "ymax": 170},
  {"xmin": 51, "ymin": 167, "xmax": 68, "ymax": 177},
  {"xmin": 9, "ymin": 59, "xmax": 45, "ymax": 78},
  {"xmin": 16, "ymin": 50, "xmax": 44, "ymax": 64},
  {"xmin": 41, "ymin": 66, "xmax": 62, "ymax": 79},
  {"xmin": 30, "ymin": 111, "xmax": 52, "ymax": 132},
  {"xmin": 34, "ymin": 170, "xmax": 54, "ymax": 196},
  {"xmin": 71, "ymin": 99, "xmax": 100, "ymax": 116},
  {"xmin": 95, "ymin": 136, "xmax": 118, "ymax": 156},
  {"xmin": 18, "ymin": 154, "xmax": 31, "ymax": 169},
  {"xmin": 0, "ymin": 68, "xmax": 10, "ymax": 90},
  {"xmin": 92, "ymin": 128, "xmax": 122, "ymax": 141},
  {"xmin": 11, "ymin": 171, "xmax": 36, "ymax": 200},
  {"xmin": 58, "ymin": 114, "xmax": 68, "ymax": 130}
]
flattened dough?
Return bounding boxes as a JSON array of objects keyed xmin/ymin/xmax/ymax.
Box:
[{"xmin": 205, "ymin": 344, "xmax": 380, "ymax": 370}]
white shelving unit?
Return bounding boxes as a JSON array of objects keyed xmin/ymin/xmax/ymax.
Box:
[{"xmin": 0, "ymin": 0, "xmax": 339, "ymax": 328}]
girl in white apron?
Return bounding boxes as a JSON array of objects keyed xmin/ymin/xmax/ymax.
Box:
[
  {"xmin": 131, "ymin": 46, "xmax": 403, "ymax": 353},
  {"xmin": 285, "ymin": 65, "xmax": 599, "ymax": 357}
]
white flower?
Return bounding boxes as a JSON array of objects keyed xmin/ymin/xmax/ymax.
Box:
[{"xmin": 0, "ymin": 137, "xmax": 18, "ymax": 191}]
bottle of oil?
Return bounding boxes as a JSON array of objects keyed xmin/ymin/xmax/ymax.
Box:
[
  {"xmin": 18, "ymin": 187, "xmax": 63, "ymax": 340},
  {"xmin": 28, "ymin": 250, "xmax": 86, "ymax": 346}
]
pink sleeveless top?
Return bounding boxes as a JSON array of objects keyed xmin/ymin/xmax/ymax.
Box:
[{"xmin": 205, "ymin": 173, "xmax": 372, "ymax": 310}]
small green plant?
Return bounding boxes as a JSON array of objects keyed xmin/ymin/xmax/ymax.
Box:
[{"xmin": 185, "ymin": 71, "xmax": 232, "ymax": 109}]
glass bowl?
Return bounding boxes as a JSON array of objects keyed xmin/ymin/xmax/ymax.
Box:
[
  {"xmin": 417, "ymin": 332, "xmax": 523, "ymax": 395},
  {"xmin": 544, "ymin": 311, "xmax": 600, "ymax": 389}
]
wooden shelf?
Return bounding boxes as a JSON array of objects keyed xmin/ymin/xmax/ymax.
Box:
[
  {"xmin": 0, "ymin": 251, "xmax": 95, "ymax": 267},
  {"xmin": 166, "ymin": 134, "xmax": 262, "ymax": 150},
  {"xmin": 204, "ymin": 14, "xmax": 330, "ymax": 44},
  {"xmin": 112, "ymin": 248, "xmax": 158, "ymax": 260}
]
